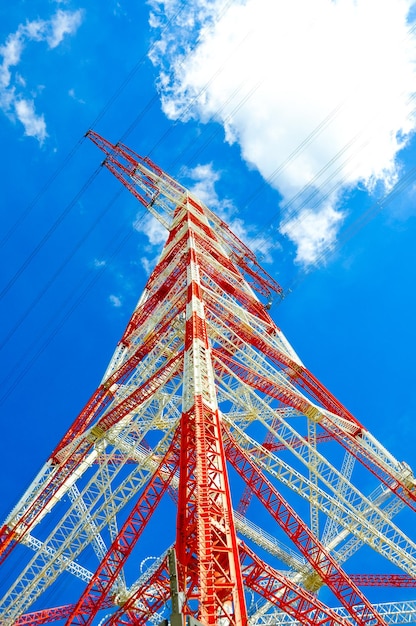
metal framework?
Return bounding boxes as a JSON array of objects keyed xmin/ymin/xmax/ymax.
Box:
[{"xmin": 0, "ymin": 131, "xmax": 415, "ymax": 625}]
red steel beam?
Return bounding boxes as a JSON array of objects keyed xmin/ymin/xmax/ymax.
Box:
[
  {"xmin": 175, "ymin": 219, "xmax": 248, "ymax": 626},
  {"xmin": 240, "ymin": 542, "xmax": 347, "ymax": 626},
  {"xmin": 223, "ymin": 428, "xmax": 387, "ymax": 626},
  {"xmin": 101, "ymin": 556, "xmax": 171, "ymax": 626},
  {"xmin": 213, "ymin": 348, "xmax": 416, "ymax": 514},
  {"xmin": 66, "ymin": 427, "xmax": 181, "ymax": 625},
  {"xmin": 15, "ymin": 599, "xmax": 115, "ymax": 625}
]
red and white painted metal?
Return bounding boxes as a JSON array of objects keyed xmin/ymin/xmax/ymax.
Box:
[{"xmin": 0, "ymin": 132, "xmax": 415, "ymax": 625}]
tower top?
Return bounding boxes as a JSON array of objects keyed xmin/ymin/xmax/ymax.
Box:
[{"xmin": 87, "ymin": 130, "xmax": 283, "ymax": 301}]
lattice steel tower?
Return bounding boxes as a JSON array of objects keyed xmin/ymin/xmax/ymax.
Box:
[{"xmin": 1, "ymin": 132, "xmax": 416, "ymax": 625}]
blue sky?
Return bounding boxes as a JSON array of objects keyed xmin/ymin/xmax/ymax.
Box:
[{"xmin": 1, "ymin": 0, "xmax": 416, "ymax": 619}]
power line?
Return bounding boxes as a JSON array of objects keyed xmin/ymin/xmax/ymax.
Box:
[
  {"xmin": 0, "ymin": 166, "xmax": 101, "ymax": 302},
  {"xmin": 0, "ymin": 187, "xmax": 124, "ymax": 353},
  {"xmin": 0, "ymin": 198, "xmax": 145, "ymax": 408}
]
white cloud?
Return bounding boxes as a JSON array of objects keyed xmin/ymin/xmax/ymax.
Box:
[
  {"xmin": 135, "ymin": 212, "xmax": 167, "ymax": 246},
  {"xmin": 0, "ymin": 31, "xmax": 24, "ymax": 90},
  {"xmin": 184, "ymin": 162, "xmax": 275, "ymax": 260},
  {"xmin": 24, "ymin": 19, "xmax": 48, "ymax": 42},
  {"xmin": 113, "ymin": 2, "xmax": 128, "ymax": 18},
  {"xmin": 149, "ymin": 0, "xmax": 416, "ymax": 265},
  {"xmin": 47, "ymin": 9, "xmax": 84, "ymax": 49},
  {"xmin": 183, "ymin": 163, "xmax": 223, "ymax": 208},
  {"xmin": 140, "ymin": 253, "xmax": 160, "ymax": 276},
  {"xmin": 109, "ymin": 294, "xmax": 123, "ymax": 308},
  {"xmin": 133, "ymin": 212, "xmax": 167, "ymax": 275},
  {"xmin": 0, "ymin": 9, "xmax": 84, "ymax": 142},
  {"xmin": 0, "ymin": 32, "xmax": 24, "ymax": 71},
  {"xmin": 14, "ymin": 98, "xmax": 47, "ymax": 142},
  {"xmin": 68, "ymin": 87, "xmax": 85, "ymax": 104},
  {"xmin": 280, "ymin": 203, "xmax": 345, "ymax": 266}
]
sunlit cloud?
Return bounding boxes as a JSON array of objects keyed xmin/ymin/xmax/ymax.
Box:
[
  {"xmin": 183, "ymin": 162, "xmax": 275, "ymax": 260},
  {"xmin": 149, "ymin": 0, "xmax": 416, "ymax": 265},
  {"xmin": 68, "ymin": 87, "xmax": 85, "ymax": 104},
  {"xmin": 134, "ymin": 212, "xmax": 167, "ymax": 246},
  {"xmin": 134, "ymin": 212, "xmax": 167, "ymax": 276},
  {"xmin": 0, "ymin": 8, "xmax": 84, "ymax": 142},
  {"xmin": 140, "ymin": 252, "xmax": 160, "ymax": 276},
  {"xmin": 47, "ymin": 9, "xmax": 84, "ymax": 49},
  {"xmin": 280, "ymin": 203, "xmax": 345, "ymax": 266},
  {"xmin": 109, "ymin": 294, "xmax": 123, "ymax": 308},
  {"xmin": 14, "ymin": 98, "xmax": 47, "ymax": 142}
]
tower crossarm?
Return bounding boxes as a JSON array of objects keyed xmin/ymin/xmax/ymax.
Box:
[
  {"xmin": 51, "ymin": 219, "xmax": 188, "ymax": 458},
  {"xmin": 86, "ymin": 131, "xmax": 283, "ymax": 302},
  {"xmin": 239, "ymin": 541, "xmax": 348, "ymax": 626},
  {"xmin": 0, "ymin": 352, "xmax": 182, "ymax": 597},
  {"xmin": 0, "ymin": 438, "xmax": 162, "ymax": 620},
  {"xmin": 333, "ymin": 574, "xmax": 416, "ymax": 587},
  {"xmin": 53, "ymin": 312, "xmax": 185, "ymax": 459},
  {"xmin": 188, "ymin": 220, "xmax": 278, "ymax": 313},
  {"xmin": 100, "ymin": 555, "xmax": 171, "ymax": 626},
  {"xmin": 227, "ymin": 418, "xmax": 416, "ymax": 577},
  {"xmin": 332, "ymin": 491, "xmax": 407, "ymax": 564},
  {"xmin": 214, "ymin": 309, "xmax": 360, "ymax": 424},
  {"xmin": 234, "ymin": 512, "xmax": 307, "ymax": 572},
  {"xmin": 198, "ymin": 248, "xmax": 272, "ymax": 323},
  {"xmin": 224, "ymin": 428, "xmax": 389, "ymax": 625},
  {"xmin": 120, "ymin": 268, "xmax": 187, "ymax": 349},
  {"xmin": 252, "ymin": 601, "xmax": 416, "ymax": 626},
  {"xmin": 214, "ymin": 367, "xmax": 416, "ymax": 576},
  {"xmin": 1, "ymin": 417, "xmax": 181, "ymax": 622},
  {"xmin": 212, "ymin": 347, "xmax": 416, "ymax": 513},
  {"xmin": 97, "ymin": 351, "xmax": 183, "ymax": 434},
  {"xmin": 14, "ymin": 598, "xmax": 116, "ymax": 625},
  {"xmin": 65, "ymin": 427, "xmax": 181, "ymax": 625},
  {"xmin": 0, "ymin": 438, "xmax": 96, "ymax": 566},
  {"xmin": 209, "ymin": 306, "xmax": 416, "ymax": 502},
  {"xmin": 321, "ymin": 451, "xmax": 356, "ymax": 547},
  {"xmin": 86, "ymin": 130, "xmax": 186, "ymax": 228},
  {"xmin": 56, "ymin": 346, "xmax": 183, "ymax": 466},
  {"xmin": 230, "ymin": 415, "xmax": 416, "ymax": 582},
  {"xmin": 22, "ymin": 534, "xmax": 93, "ymax": 583},
  {"xmin": 196, "ymin": 197, "xmax": 283, "ymax": 298},
  {"xmin": 212, "ymin": 364, "xmax": 415, "ymax": 574}
]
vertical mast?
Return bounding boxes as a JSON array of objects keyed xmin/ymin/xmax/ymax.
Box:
[{"xmin": 175, "ymin": 195, "xmax": 247, "ymax": 626}]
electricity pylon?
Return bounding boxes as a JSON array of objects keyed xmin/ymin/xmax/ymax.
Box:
[{"xmin": 1, "ymin": 131, "xmax": 416, "ymax": 626}]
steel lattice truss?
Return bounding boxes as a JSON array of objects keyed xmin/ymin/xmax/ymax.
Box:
[{"xmin": 0, "ymin": 131, "xmax": 416, "ymax": 625}]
